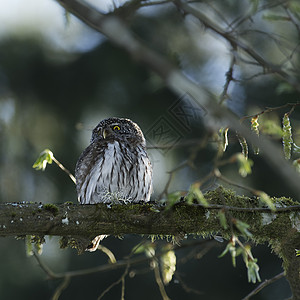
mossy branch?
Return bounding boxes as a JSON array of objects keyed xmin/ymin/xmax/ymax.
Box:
[
  {"xmin": 0, "ymin": 188, "xmax": 298, "ymax": 239},
  {"xmin": 0, "ymin": 187, "xmax": 299, "ymax": 297}
]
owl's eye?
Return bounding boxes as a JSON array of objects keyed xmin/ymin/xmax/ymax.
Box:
[{"xmin": 113, "ymin": 125, "xmax": 121, "ymax": 131}]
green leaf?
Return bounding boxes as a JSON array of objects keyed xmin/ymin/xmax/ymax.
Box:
[
  {"xmin": 236, "ymin": 153, "xmax": 253, "ymax": 177},
  {"xmin": 186, "ymin": 183, "xmax": 208, "ymax": 207},
  {"xmin": 296, "ymin": 249, "xmax": 300, "ymax": 257},
  {"xmin": 218, "ymin": 210, "xmax": 228, "ymax": 229},
  {"xmin": 233, "ymin": 219, "xmax": 253, "ymax": 237},
  {"xmin": 166, "ymin": 191, "xmax": 183, "ymax": 209},
  {"xmin": 219, "ymin": 238, "xmax": 237, "ymax": 267},
  {"xmin": 282, "ymin": 113, "xmax": 293, "ymax": 160},
  {"xmin": 247, "ymin": 259, "xmax": 261, "ymax": 283},
  {"xmin": 256, "ymin": 191, "xmax": 276, "ymax": 211},
  {"xmin": 251, "ymin": 116, "xmax": 259, "ymax": 155},
  {"xmin": 160, "ymin": 246, "xmax": 176, "ymax": 285},
  {"xmin": 32, "ymin": 149, "xmax": 54, "ymax": 171},
  {"xmin": 242, "ymin": 245, "xmax": 261, "ymax": 283}
]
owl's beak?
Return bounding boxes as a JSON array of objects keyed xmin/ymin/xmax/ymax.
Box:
[{"xmin": 102, "ymin": 128, "xmax": 108, "ymax": 139}]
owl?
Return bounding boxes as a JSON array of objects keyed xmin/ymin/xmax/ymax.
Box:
[{"xmin": 75, "ymin": 117, "xmax": 153, "ymax": 251}]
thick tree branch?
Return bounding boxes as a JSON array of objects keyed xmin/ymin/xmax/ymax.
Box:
[
  {"xmin": 0, "ymin": 188, "xmax": 298, "ymax": 239},
  {"xmin": 1, "ymin": 188, "xmax": 299, "ymax": 297}
]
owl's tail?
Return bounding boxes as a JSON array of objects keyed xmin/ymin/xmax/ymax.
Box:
[{"xmin": 86, "ymin": 235, "xmax": 108, "ymax": 252}]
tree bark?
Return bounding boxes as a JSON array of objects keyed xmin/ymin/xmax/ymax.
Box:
[
  {"xmin": 0, "ymin": 188, "xmax": 298, "ymax": 239},
  {"xmin": 1, "ymin": 187, "xmax": 300, "ymax": 298}
]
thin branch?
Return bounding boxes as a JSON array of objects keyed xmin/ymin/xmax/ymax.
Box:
[
  {"xmin": 97, "ymin": 263, "xmax": 130, "ymax": 300},
  {"xmin": 175, "ymin": 0, "xmax": 300, "ymax": 94},
  {"xmin": 242, "ymin": 271, "xmax": 285, "ymax": 300},
  {"xmin": 192, "ymin": 203, "xmax": 300, "ymax": 213},
  {"xmin": 158, "ymin": 172, "xmax": 175, "ymax": 200},
  {"xmin": 98, "ymin": 245, "xmax": 117, "ymax": 264},
  {"xmin": 284, "ymin": 6, "xmax": 300, "ymax": 38},
  {"xmin": 229, "ymin": 0, "xmax": 290, "ymax": 30},
  {"xmin": 174, "ymin": 272, "xmax": 203, "ymax": 295},
  {"xmin": 178, "ymin": 241, "xmax": 214, "ymax": 265},
  {"xmin": 153, "ymin": 258, "xmax": 171, "ymax": 300},
  {"xmin": 240, "ymin": 102, "xmax": 300, "ymax": 122},
  {"xmin": 52, "ymin": 157, "xmax": 76, "ymax": 184},
  {"xmin": 158, "ymin": 134, "xmax": 208, "ymax": 199},
  {"xmin": 35, "ymin": 244, "xmax": 185, "ymax": 281},
  {"xmin": 33, "ymin": 251, "xmax": 58, "ymax": 279},
  {"xmin": 51, "ymin": 276, "xmax": 71, "ymax": 300},
  {"xmin": 121, "ymin": 275, "xmax": 125, "ymax": 300},
  {"xmin": 56, "ymin": 255, "xmax": 149, "ymax": 279},
  {"xmin": 219, "ymin": 52, "xmax": 236, "ymax": 105},
  {"xmin": 158, "ymin": 160, "xmax": 189, "ymax": 200},
  {"xmin": 214, "ymin": 169, "xmax": 258, "ymax": 194}
]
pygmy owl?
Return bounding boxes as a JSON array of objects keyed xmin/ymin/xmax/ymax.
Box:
[{"xmin": 75, "ymin": 117, "xmax": 153, "ymax": 250}]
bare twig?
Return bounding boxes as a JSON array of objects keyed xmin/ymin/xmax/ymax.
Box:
[
  {"xmin": 52, "ymin": 276, "xmax": 71, "ymax": 300},
  {"xmin": 175, "ymin": 0, "xmax": 300, "ymax": 93},
  {"xmin": 214, "ymin": 169, "xmax": 257, "ymax": 194},
  {"xmin": 219, "ymin": 52, "xmax": 236, "ymax": 105},
  {"xmin": 284, "ymin": 6, "xmax": 300, "ymax": 38},
  {"xmin": 152, "ymin": 258, "xmax": 171, "ymax": 300},
  {"xmin": 158, "ymin": 172, "xmax": 174, "ymax": 200},
  {"xmin": 33, "ymin": 251, "xmax": 58, "ymax": 279},
  {"xmin": 240, "ymin": 102, "xmax": 300, "ymax": 122},
  {"xmin": 52, "ymin": 157, "xmax": 76, "ymax": 184},
  {"xmin": 229, "ymin": 0, "xmax": 290, "ymax": 29},
  {"xmin": 174, "ymin": 272, "xmax": 203, "ymax": 295},
  {"xmin": 98, "ymin": 245, "xmax": 117, "ymax": 264},
  {"xmin": 242, "ymin": 271, "xmax": 285, "ymax": 300},
  {"xmin": 97, "ymin": 263, "xmax": 130, "ymax": 300},
  {"xmin": 121, "ymin": 275, "xmax": 125, "ymax": 300}
]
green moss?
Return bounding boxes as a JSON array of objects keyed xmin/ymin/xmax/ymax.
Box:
[
  {"xmin": 204, "ymin": 186, "xmax": 256, "ymax": 208},
  {"xmin": 43, "ymin": 204, "xmax": 59, "ymax": 216}
]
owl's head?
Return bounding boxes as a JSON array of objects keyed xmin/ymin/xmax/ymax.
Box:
[{"xmin": 91, "ymin": 117, "xmax": 146, "ymax": 147}]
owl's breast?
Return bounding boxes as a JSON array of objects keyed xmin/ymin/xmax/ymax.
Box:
[{"xmin": 79, "ymin": 141, "xmax": 152, "ymax": 204}]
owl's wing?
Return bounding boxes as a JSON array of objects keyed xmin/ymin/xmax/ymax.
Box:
[{"xmin": 75, "ymin": 143, "xmax": 104, "ymax": 203}]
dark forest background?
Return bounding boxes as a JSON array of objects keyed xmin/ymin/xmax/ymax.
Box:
[{"xmin": 1, "ymin": 0, "xmax": 300, "ymax": 299}]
